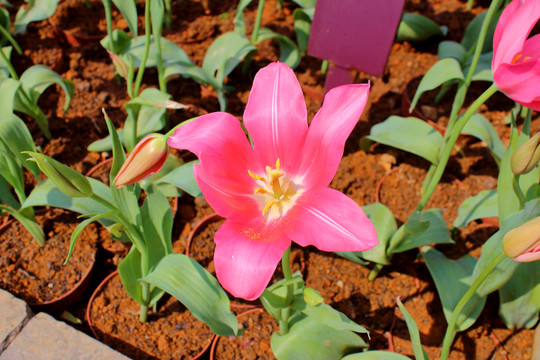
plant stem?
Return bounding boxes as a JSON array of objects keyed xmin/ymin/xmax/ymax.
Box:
[
  {"xmin": 132, "ymin": 0, "xmax": 152, "ymax": 96},
  {"xmin": 0, "ymin": 23, "xmax": 22, "ymax": 55},
  {"xmin": 439, "ymin": 252, "xmax": 506, "ymax": 360},
  {"xmin": 251, "ymin": 0, "xmax": 266, "ymax": 44},
  {"xmin": 279, "ymin": 246, "xmax": 293, "ymax": 335},
  {"xmin": 445, "ymin": 0, "xmax": 502, "ymax": 133},
  {"xmin": 101, "ymin": 0, "xmax": 115, "ymax": 55},
  {"xmin": 417, "ymin": 83, "xmax": 498, "ymax": 211},
  {"xmin": 0, "ymin": 46, "xmax": 18, "ymax": 80}
]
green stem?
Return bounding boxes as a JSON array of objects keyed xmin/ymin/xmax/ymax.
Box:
[
  {"xmin": 445, "ymin": 0, "xmax": 502, "ymax": 133},
  {"xmin": 251, "ymin": 0, "xmax": 266, "ymax": 44},
  {"xmin": 151, "ymin": 0, "xmax": 166, "ymax": 92},
  {"xmin": 0, "ymin": 23, "xmax": 22, "ymax": 55},
  {"xmin": 139, "ymin": 282, "xmax": 150, "ymax": 322},
  {"xmin": 0, "ymin": 45, "xmax": 18, "ymax": 80},
  {"xmin": 417, "ymin": 83, "xmax": 498, "ymax": 211},
  {"xmin": 132, "ymin": 0, "xmax": 152, "ymax": 96},
  {"xmin": 279, "ymin": 246, "xmax": 293, "ymax": 335},
  {"xmin": 439, "ymin": 252, "xmax": 506, "ymax": 360},
  {"xmin": 101, "ymin": 0, "xmax": 115, "ymax": 55}
]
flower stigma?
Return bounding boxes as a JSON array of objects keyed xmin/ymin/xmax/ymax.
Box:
[{"xmin": 248, "ymin": 158, "xmax": 302, "ymax": 221}]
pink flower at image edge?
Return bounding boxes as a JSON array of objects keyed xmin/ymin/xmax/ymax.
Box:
[
  {"xmin": 168, "ymin": 62, "xmax": 378, "ymax": 300},
  {"xmin": 492, "ymin": 0, "xmax": 540, "ymax": 111}
]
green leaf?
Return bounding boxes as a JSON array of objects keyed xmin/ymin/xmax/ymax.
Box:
[
  {"xmin": 462, "ymin": 113, "xmax": 505, "ymax": 165},
  {"xmin": 466, "ymin": 52, "xmax": 493, "ymax": 82},
  {"xmin": 0, "ymin": 77, "xmax": 21, "ymax": 114},
  {"xmin": 343, "ymin": 351, "xmax": 412, "ymax": 360},
  {"xmin": 156, "ymin": 160, "xmax": 202, "ymax": 197},
  {"xmin": 255, "ymin": 27, "xmax": 301, "ymax": 69},
  {"xmin": 118, "ymin": 245, "xmax": 144, "ymax": 304},
  {"xmin": 293, "ymin": 8, "xmax": 313, "ymax": 54},
  {"xmin": 140, "ymin": 183, "xmax": 173, "ymax": 271},
  {"xmin": 22, "ymin": 178, "xmax": 112, "ymax": 221},
  {"xmin": 499, "ymin": 261, "xmax": 540, "ymax": 330},
  {"xmin": 421, "ymin": 247, "xmax": 486, "ymax": 331},
  {"xmin": 390, "ymin": 208, "xmax": 453, "ymax": 254},
  {"xmin": 202, "ymin": 31, "xmax": 257, "ymax": 91},
  {"xmin": 396, "ymin": 13, "xmax": 447, "ymax": 42},
  {"xmin": 87, "ymin": 129, "xmax": 124, "ymax": 152},
  {"xmin": 65, "ymin": 211, "xmax": 115, "ymax": 264},
  {"xmin": 16, "ymin": 64, "xmax": 74, "ymax": 113},
  {"xmin": 396, "ymin": 298, "xmax": 428, "ymax": 360},
  {"xmin": 0, "ymin": 113, "xmax": 39, "ymax": 178},
  {"xmin": 453, "ymin": 190, "xmax": 497, "ymax": 228},
  {"xmin": 409, "ymin": 58, "xmax": 464, "ymax": 112},
  {"xmin": 142, "ymin": 253, "xmax": 240, "ymax": 336},
  {"xmin": 366, "ymin": 116, "xmax": 444, "ymax": 164},
  {"xmin": 233, "ymin": 0, "xmax": 252, "ymax": 34},
  {"xmin": 338, "ymin": 202, "xmax": 396, "ymax": 265},
  {"xmin": 438, "ymin": 41, "xmax": 466, "ymax": 63},
  {"xmin": 150, "ymin": 0, "xmax": 164, "ymax": 39},
  {"xmin": 24, "ymin": 152, "xmax": 93, "ymax": 198},
  {"xmin": 291, "ymin": 297, "xmax": 369, "ymax": 334},
  {"xmin": 271, "ymin": 316, "xmax": 367, "ymax": 360},
  {"xmin": 0, "ymin": 175, "xmax": 20, "ymax": 209},
  {"xmin": 0, "ymin": 47, "xmax": 13, "ymax": 81},
  {"xmin": 0, "ymin": 204, "xmax": 44, "ymax": 246},
  {"xmin": 461, "ymin": 10, "xmax": 499, "ymax": 53},
  {"xmin": 111, "ymin": 0, "xmax": 138, "ymax": 36},
  {"xmin": 14, "ymin": 0, "xmax": 58, "ymax": 34},
  {"xmin": 473, "ymin": 199, "xmax": 540, "ymax": 297},
  {"xmin": 117, "ymin": 36, "xmax": 195, "ymax": 69}
]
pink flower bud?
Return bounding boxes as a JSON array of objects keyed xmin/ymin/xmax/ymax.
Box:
[
  {"xmin": 502, "ymin": 216, "xmax": 540, "ymax": 262},
  {"xmin": 114, "ymin": 133, "xmax": 168, "ymax": 188},
  {"xmin": 107, "ymin": 50, "xmax": 129, "ymax": 79}
]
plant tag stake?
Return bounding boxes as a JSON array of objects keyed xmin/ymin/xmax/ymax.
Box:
[{"xmin": 308, "ymin": 0, "xmax": 405, "ymax": 91}]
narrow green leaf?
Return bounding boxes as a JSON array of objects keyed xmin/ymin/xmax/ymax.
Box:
[
  {"xmin": 396, "ymin": 298, "xmax": 428, "ymax": 360},
  {"xmin": 438, "ymin": 41, "xmax": 466, "ymax": 63},
  {"xmin": 0, "ymin": 78, "xmax": 21, "ymax": 115},
  {"xmin": 462, "ymin": 113, "xmax": 504, "ymax": 165},
  {"xmin": 409, "ymin": 58, "xmax": 464, "ymax": 111},
  {"xmin": 118, "ymin": 245, "xmax": 144, "ymax": 305},
  {"xmin": 14, "ymin": 0, "xmax": 58, "ymax": 34},
  {"xmin": 111, "ymin": 0, "xmax": 138, "ymax": 36},
  {"xmin": 391, "ymin": 208, "xmax": 453, "ymax": 253},
  {"xmin": 293, "ymin": 8, "xmax": 313, "ymax": 54},
  {"xmin": 87, "ymin": 129, "xmax": 124, "ymax": 152},
  {"xmin": 0, "ymin": 113, "xmax": 39, "ymax": 178},
  {"xmin": 499, "ymin": 261, "xmax": 540, "ymax": 330},
  {"xmin": 156, "ymin": 160, "xmax": 202, "ymax": 197},
  {"xmin": 255, "ymin": 27, "xmax": 301, "ymax": 69},
  {"xmin": 396, "ymin": 13, "xmax": 447, "ymax": 42},
  {"xmin": 271, "ymin": 316, "xmax": 367, "ymax": 360},
  {"xmin": 453, "ymin": 190, "xmax": 497, "ymax": 228},
  {"xmin": 366, "ymin": 116, "xmax": 444, "ymax": 164},
  {"xmin": 142, "ymin": 253, "xmax": 239, "ymax": 336},
  {"xmin": 65, "ymin": 211, "xmax": 115, "ymax": 264},
  {"xmin": 421, "ymin": 247, "xmax": 486, "ymax": 331},
  {"xmin": 0, "ymin": 204, "xmax": 44, "ymax": 246}
]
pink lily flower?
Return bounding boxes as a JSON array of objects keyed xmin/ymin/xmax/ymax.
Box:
[
  {"xmin": 168, "ymin": 62, "xmax": 378, "ymax": 300},
  {"xmin": 492, "ymin": 0, "xmax": 540, "ymax": 111}
]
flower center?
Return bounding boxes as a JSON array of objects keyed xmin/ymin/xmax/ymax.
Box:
[
  {"xmin": 248, "ymin": 159, "xmax": 300, "ymax": 220},
  {"xmin": 512, "ymin": 53, "xmax": 531, "ymax": 64}
]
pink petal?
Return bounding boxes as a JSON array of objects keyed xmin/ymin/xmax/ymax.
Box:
[
  {"xmin": 514, "ymin": 249, "xmax": 540, "ymax": 262},
  {"xmin": 168, "ymin": 113, "xmax": 260, "ymax": 220},
  {"xmin": 286, "ymin": 187, "xmax": 378, "ymax": 252},
  {"xmin": 494, "ymin": 59, "xmax": 540, "ymax": 110},
  {"xmin": 493, "ymin": 0, "xmax": 540, "ymax": 69},
  {"xmin": 214, "ymin": 219, "xmax": 291, "ymax": 300},
  {"xmin": 296, "ymin": 83, "xmax": 370, "ymax": 189},
  {"xmin": 243, "ymin": 62, "xmax": 308, "ymax": 174}
]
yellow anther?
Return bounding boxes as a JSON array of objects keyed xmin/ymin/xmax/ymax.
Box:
[
  {"xmin": 254, "ymin": 187, "xmax": 267, "ymax": 195},
  {"xmin": 275, "ymin": 158, "xmax": 280, "ymax": 171},
  {"xmin": 262, "ymin": 200, "xmax": 278, "ymax": 215},
  {"xmin": 525, "ymin": 56, "xmax": 532, "ymax": 61},
  {"xmin": 512, "ymin": 53, "xmax": 523, "ymax": 64},
  {"xmin": 248, "ymin": 169, "xmax": 266, "ymax": 182}
]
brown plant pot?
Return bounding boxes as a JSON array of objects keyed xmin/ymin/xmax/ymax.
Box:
[
  {"xmin": 209, "ymin": 308, "xmax": 278, "ymax": 360},
  {"xmin": 87, "ymin": 270, "xmax": 215, "ymax": 360},
  {"xmin": 0, "ymin": 209, "xmax": 99, "ymax": 313}
]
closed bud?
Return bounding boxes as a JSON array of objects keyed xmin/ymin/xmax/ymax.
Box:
[
  {"xmin": 107, "ymin": 50, "xmax": 129, "ymax": 79},
  {"xmin": 303, "ymin": 287, "xmax": 324, "ymax": 306},
  {"xmin": 502, "ymin": 216, "xmax": 540, "ymax": 262},
  {"xmin": 510, "ymin": 132, "xmax": 540, "ymax": 175},
  {"xmin": 24, "ymin": 152, "xmax": 93, "ymax": 197},
  {"xmin": 114, "ymin": 133, "xmax": 168, "ymax": 188}
]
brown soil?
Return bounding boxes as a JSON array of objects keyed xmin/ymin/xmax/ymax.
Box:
[
  {"xmin": 0, "ymin": 0, "xmax": 536, "ymax": 359},
  {"xmin": 0, "ymin": 208, "xmax": 98, "ymax": 304}
]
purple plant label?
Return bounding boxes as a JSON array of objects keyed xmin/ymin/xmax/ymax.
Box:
[{"xmin": 308, "ymin": 0, "xmax": 405, "ymax": 76}]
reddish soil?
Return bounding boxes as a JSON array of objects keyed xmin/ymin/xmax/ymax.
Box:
[{"xmin": 0, "ymin": 0, "xmax": 536, "ymax": 359}]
